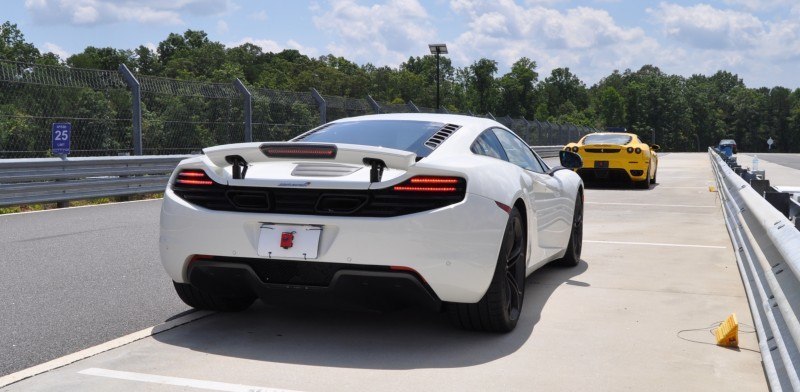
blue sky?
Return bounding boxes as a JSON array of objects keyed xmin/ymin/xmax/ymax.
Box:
[{"xmin": 5, "ymin": 0, "xmax": 800, "ymax": 88}]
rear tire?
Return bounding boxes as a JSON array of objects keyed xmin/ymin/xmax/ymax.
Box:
[
  {"xmin": 173, "ymin": 281, "xmax": 255, "ymax": 312},
  {"xmin": 636, "ymin": 164, "xmax": 651, "ymax": 189},
  {"xmin": 554, "ymin": 193, "xmax": 583, "ymax": 267},
  {"xmin": 448, "ymin": 207, "xmax": 526, "ymax": 333}
]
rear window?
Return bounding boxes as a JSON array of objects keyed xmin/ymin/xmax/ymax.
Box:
[
  {"xmin": 295, "ymin": 120, "xmax": 444, "ymax": 158},
  {"xmin": 583, "ymin": 134, "xmax": 633, "ymax": 145}
]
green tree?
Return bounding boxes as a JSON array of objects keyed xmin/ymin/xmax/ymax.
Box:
[
  {"xmin": 67, "ymin": 47, "xmax": 134, "ymax": 70},
  {"xmin": 0, "ymin": 21, "xmax": 41, "ymax": 63},
  {"xmin": 539, "ymin": 67, "xmax": 588, "ymax": 120},
  {"xmin": 596, "ymin": 86, "xmax": 625, "ymax": 127},
  {"xmin": 469, "ymin": 58, "xmax": 498, "ymax": 114}
]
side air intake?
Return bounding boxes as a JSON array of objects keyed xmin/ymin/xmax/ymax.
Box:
[{"xmin": 424, "ymin": 124, "xmax": 461, "ymax": 150}]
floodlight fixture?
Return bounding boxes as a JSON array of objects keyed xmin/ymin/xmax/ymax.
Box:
[{"xmin": 428, "ymin": 44, "xmax": 449, "ymax": 110}]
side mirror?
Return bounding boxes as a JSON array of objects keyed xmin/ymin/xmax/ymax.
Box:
[
  {"xmin": 559, "ymin": 150, "xmax": 583, "ymax": 169},
  {"xmin": 650, "ymin": 144, "xmax": 661, "ymax": 152}
]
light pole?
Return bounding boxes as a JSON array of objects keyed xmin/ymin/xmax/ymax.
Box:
[{"xmin": 428, "ymin": 43, "xmax": 448, "ymax": 111}]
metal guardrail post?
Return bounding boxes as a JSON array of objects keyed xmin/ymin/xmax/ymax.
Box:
[
  {"xmin": 310, "ymin": 88, "xmax": 327, "ymax": 125},
  {"xmin": 407, "ymin": 101, "xmax": 420, "ymax": 113},
  {"xmin": 118, "ymin": 64, "xmax": 142, "ymax": 155},
  {"xmin": 366, "ymin": 95, "xmax": 382, "ymax": 114},
  {"xmin": 233, "ymin": 79, "xmax": 252, "ymax": 143}
]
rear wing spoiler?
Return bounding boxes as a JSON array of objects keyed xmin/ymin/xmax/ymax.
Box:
[{"xmin": 203, "ymin": 142, "xmax": 417, "ymax": 171}]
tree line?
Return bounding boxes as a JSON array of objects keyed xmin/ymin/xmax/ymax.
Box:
[{"xmin": 2, "ymin": 21, "xmax": 799, "ymax": 152}]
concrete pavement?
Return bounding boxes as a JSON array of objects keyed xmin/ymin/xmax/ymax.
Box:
[{"xmin": 2, "ymin": 153, "xmax": 767, "ymax": 391}]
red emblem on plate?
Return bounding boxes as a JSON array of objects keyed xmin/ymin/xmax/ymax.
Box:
[{"xmin": 280, "ymin": 232, "xmax": 295, "ymax": 249}]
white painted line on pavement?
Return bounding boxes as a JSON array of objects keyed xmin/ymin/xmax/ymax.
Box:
[
  {"xmin": 586, "ymin": 202, "xmax": 716, "ymax": 208},
  {"xmin": 78, "ymin": 368, "xmax": 302, "ymax": 392},
  {"xmin": 654, "ymin": 186, "xmax": 709, "ymax": 189},
  {"xmin": 0, "ymin": 310, "xmax": 213, "ymax": 388},
  {"xmin": 585, "ymin": 240, "xmax": 726, "ymax": 249}
]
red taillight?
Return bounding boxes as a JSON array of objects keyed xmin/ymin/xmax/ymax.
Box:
[
  {"xmin": 175, "ymin": 169, "xmax": 214, "ymax": 186},
  {"xmin": 390, "ymin": 265, "xmax": 427, "ymax": 283},
  {"xmin": 392, "ymin": 176, "xmax": 463, "ymax": 192},
  {"xmin": 260, "ymin": 143, "xmax": 337, "ymax": 159}
]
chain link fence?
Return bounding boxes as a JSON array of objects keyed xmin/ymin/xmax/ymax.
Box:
[
  {"xmin": 0, "ymin": 60, "xmax": 131, "ymax": 158},
  {"xmin": 139, "ymin": 75, "xmax": 244, "ymax": 155},
  {"xmin": 252, "ymin": 88, "xmax": 318, "ymax": 142},
  {"xmin": 0, "ymin": 59, "xmax": 597, "ymax": 158}
]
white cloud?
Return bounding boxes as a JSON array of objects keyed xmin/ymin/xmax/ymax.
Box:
[
  {"xmin": 722, "ymin": 0, "xmax": 793, "ymax": 12},
  {"xmin": 227, "ymin": 37, "xmax": 320, "ymax": 56},
  {"xmin": 216, "ymin": 20, "xmax": 229, "ymax": 34},
  {"xmin": 287, "ymin": 40, "xmax": 319, "ymax": 57},
  {"xmin": 311, "ymin": 0, "xmax": 436, "ymax": 66},
  {"xmin": 228, "ymin": 37, "xmax": 282, "ymax": 53},
  {"xmin": 648, "ymin": 3, "xmax": 764, "ymax": 50},
  {"xmin": 24, "ymin": 0, "xmax": 233, "ymax": 26},
  {"xmin": 647, "ymin": 2, "xmax": 800, "ymax": 86},
  {"xmin": 448, "ymin": 0, "xmax": 660, "ymax": 84},
  {"xmin": 42, "ymin": 42, "xmax": 69, "ymax": 59}
]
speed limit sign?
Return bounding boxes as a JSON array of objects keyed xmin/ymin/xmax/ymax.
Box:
[{"xmin": 52, "ymin": 122, "xmax": 71, "ymax": 155}]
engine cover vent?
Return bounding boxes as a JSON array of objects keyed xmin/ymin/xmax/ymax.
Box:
[
  {"xmin": 424, "ymin": 123, "xmax": 461, "ymax": 150},
  {"xmin": 291, "ymin": 162, "xmax": 362, "ymax": 177}
]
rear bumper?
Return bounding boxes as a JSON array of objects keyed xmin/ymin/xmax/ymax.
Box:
[
  {"xmin": 188, "ymin": 259, "xmax": 441, "ymax": 311},
  {"xmin": 577, "ymin": 155, "xmax": 649, "ymax": 181},
  {"xmin": 160, "ymin": 187, "xmax": 508, "ymax": 303}
]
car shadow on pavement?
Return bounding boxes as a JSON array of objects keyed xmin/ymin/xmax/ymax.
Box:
[
  {"xmin": 583, "ymin": 181, "xmax": 660, "ymax": 191},
  {"xmin": 152, "ymin": 260, "xmax": 589, "ymax": 370}
]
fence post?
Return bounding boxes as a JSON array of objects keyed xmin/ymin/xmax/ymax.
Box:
[
  {"xmin": 233, "ymin": 79, "xmax": 252, "ymax": 142},
  {"xmin": 118, "ymin": 64, "xmax": 142, "ymax": 155},
  {"xmin": 311, "ymin": 88, "xmax": 327, "ymax": 125},
  {"xmin": 522, "ymin": 116, "xmax": 531, "ymax": 145},
  {"xmin": 407, "ymin": 101, "xmax": 420, "ymax": 113},
  {"xmin": 366, "ymin": 95, "xmax": 382, "ymax": 113}
]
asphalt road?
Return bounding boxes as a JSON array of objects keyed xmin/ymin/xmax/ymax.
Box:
[{"xmin": 0, "ymin": 200, "xmax": 189, "ymax": 376}]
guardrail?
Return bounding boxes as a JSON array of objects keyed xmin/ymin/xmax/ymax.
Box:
[
  {"xmin": 531, "ymin": 145, "xmax": 562, "ymax": 158},
  {"xmin": 709, "ymin": 148, "xmax": 800, "ymax": 391},
  {"xmin": 0, "ymin": 146, "xmax": 564, "ymax": 208},
  {"xmin": 0, "ymin": 155, "xmax": 190, "ymax": 207}
]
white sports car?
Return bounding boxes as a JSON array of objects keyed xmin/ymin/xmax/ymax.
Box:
[{"xmin": 160, "ymin": 113, "xmax": 584, "ymax": 332}]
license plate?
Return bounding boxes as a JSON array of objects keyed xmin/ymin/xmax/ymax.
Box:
[
  {"xmin": 594, "ymin": 161, "xmax": 609, "ymax": 168},
  {"xmin": 258, "ymin": 224, "xmax": 322, "ymax": 260}
]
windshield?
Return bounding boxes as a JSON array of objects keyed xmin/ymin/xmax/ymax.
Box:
[
  {"xmin": 295, "ymin": 120, "xmax": 445, "ymax": 158},
  {"xmin": 583, "ymin": 134, "xmax": 633, "ymax": 145}
]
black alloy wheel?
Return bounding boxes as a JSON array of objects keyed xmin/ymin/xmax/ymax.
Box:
[
  {"xmin": 554, "ymin": 193, "xmax": 582, "ymax": 267},
  {"xmin": 502, "ymin": 211, "xmax": 526, "ymax": 322},
  {"xmin": 448, "ymin": 207, "xmax": 526, "ymax": 332}
]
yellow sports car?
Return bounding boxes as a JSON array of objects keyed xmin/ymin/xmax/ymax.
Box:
[{"xmin": 564, "ymin": 132, "xmax": 659, "ymax": 188}]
